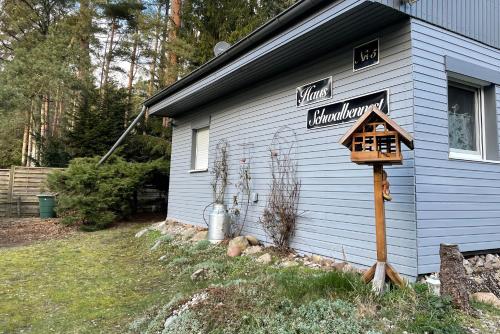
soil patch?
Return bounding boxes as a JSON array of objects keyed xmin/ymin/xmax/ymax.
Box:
[
  {"xmin": 0, "ymin": 218, "xmax": 76, "ymax": 247},
  {"xmin": 0, "ymin": 213, "xmax": 164, "ymax": 247}
]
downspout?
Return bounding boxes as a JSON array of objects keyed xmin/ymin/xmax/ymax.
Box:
[{"xmin": 97, "ymin": 105, "xmax": 147, "ymax": 166}]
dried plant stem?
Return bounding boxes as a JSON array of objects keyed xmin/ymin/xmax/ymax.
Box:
[
  {"xmin": 260, "ymin": 127, "xmax": 301, "ymax": 251},
  {"xmin": 211, "ymin": 139, "xmax": 229, "ymax": 204}
]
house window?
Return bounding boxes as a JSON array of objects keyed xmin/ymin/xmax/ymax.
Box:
[
  {"xmin": 447, "ymin": 79, "xmax": 499, "ymax": 161},
  {"xmin": 191, "ymin": 127, "xmax": 209, "ymax": 171},
  {"xmin": 447, "ymin": 83, "xmax": 481, "ymax": 157}
]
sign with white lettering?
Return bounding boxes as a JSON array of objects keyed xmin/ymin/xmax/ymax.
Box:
[
  {"xmin": 353, "ymin": 39, "xmax": 379, "ymax": 71},
  {"xmin": 296, "ymin": 77, "xmax": 332, "ymax": 107},
  {"xmin": 307, "ymin": 90, "xmax": 389, "ymax": 129}
]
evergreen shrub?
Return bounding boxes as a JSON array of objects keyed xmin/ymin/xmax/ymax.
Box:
[{"xmin": 47, "ymin": 156, "xmax": 169, "ymax": 230}]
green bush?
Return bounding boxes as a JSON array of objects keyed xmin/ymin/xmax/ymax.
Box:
[{"xmin": 47, "ymin": 156, "xmax": 169, "ymax": 230}]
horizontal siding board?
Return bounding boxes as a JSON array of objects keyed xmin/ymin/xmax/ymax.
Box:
[
  {"xmin": 167, "ymin": 21, "xmax": 418, "ymax": 278},
  {"xmin": 375, "ymin": 0, "xmax": 500, "ymax": 49},
  {"xmin": 412, "ymin": 20, "xmax": 500, "ymax": 274}
]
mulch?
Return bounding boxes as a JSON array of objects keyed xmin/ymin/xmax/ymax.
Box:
[
  {"xmin": 0, "ymin": 213, "xmax": 166, "ymax": 248},
  {"xmin": 0, "ymin": 218, "xmax": 77, "ymax": 248}
]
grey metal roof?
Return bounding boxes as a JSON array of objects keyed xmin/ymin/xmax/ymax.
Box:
[{"xmin": 147, "ymin": 0, "xmax": 407, "ymax": 117}]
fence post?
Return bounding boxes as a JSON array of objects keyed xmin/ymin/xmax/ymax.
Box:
[{"xmin": 7, "ymin": 166, "xmax": 15, "ymax": 217}]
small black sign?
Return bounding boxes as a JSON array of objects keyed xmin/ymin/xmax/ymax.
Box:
[
  {"xmin": 296, "ymin": 77, "xmax": 332, "ymax": 107},
  {"xmin": 307, "ymin": 90, "xmax": 388, "ymax": 129},
  {"xmin": 353, "ymin": 39, "xmax": 379, "ymax": 71}
]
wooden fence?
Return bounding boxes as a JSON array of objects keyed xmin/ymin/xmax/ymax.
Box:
[
  {"xmin": 0, "ymin": 166, "xmax": 167, "ymax": 218},
  {"xmin": 0, "ymin": 167, "xmax": 59, "ymax": 217}
]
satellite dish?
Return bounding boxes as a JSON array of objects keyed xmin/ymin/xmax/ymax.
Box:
[{"xmin": 214, "ymin": 41, "xmax": 231, "ymax": 57}]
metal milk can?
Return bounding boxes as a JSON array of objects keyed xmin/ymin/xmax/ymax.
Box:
[{"xmin": 208, "ymin": 203, "xmax": 230, "ymax": 243}]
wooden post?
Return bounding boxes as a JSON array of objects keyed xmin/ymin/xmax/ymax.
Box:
[
  {"xmin": 6, "ymin": 166, "xmax": 15, "ymax": 218},
  {"xmin": 16, "ymin": 196, "xmax": 21, "ymax": 217},
  {"xmin": 363, "ymin": 164, "xmax": 405, "ymax": 294},
  {"xmin": 373, "ymin": 164, "xmax": 387, "ymax": 262}
]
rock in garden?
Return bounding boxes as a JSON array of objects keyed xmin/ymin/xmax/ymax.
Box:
[
  {"xmin": 243, "ymin": 245, "xmax": 263, "ymax": 255},
  {"xmin": 150, "ymin": 221, "xmax": 166, "ymax": 230},
  {"xmin": 191, "ymin": 230, "xmax": 208, "ymax": 242},
  {"xmin": 150, "ymin": 221, "xmax": 170, "ymax": 235},
  {"xmin": 181, "ymin": 228, "xmax": 196, "ymax": 240},
  {"xmin": 321, "ymin": 258, "xmax": 334, "ymax": 267},
  {"xmin": 256, "ymin": 253, "xmax": 272, "ymax": 264},
  {"xmin": 227, "ymin": 245, "xmax": 242, "ymax": 257},
  {"xmin": 463, "ymin": 259, "xmax": 474, "ymax": 275},
  {"xmin": 280, "ymin": 260, "xmax": 299, "ymax": 268},
  {"xmin": 228, "ymin": 236, "xmax": 250, "ymax": 252},
  {"xmin": 485, "ymin": 254, "xmax": 496, "ymax": 263},
  {"xmin": 150, "ymin": 240, "xmax": 162, "ymax": 251},
  {"xmin": 245, "ymin": 235, "xmax": 259, "ymax": 246},
  {"xmin": 159, "ymin": 255, "xmax": 168, "ymax": 261},
  {"xmin": 342, "ymin": 263, "xmax": 356, "ymax": 273},
  {"xmin": 158, "ymin": 223, "xmax": 171, "ymax": 235},
  {"xmin": 310, "ymin": 254, "xmax": 323, "ymax": 264},
  {"xmin": 135, "ymin": 228, "xmax": 149, "ymax": 238},
  {"xmin": 471, "ymin": 292, "xmax": 500, "ymax": 308},
  {"xmin": 332, "ymin": 262, "xmax": 347, "ymax": 271},
  {"xmin": 473, "ymin": 277, "xmax": 484, "ymax": 284},
  {"xmin": 191, "ymin": 268, "xmax": 209, "ymax": 281}
]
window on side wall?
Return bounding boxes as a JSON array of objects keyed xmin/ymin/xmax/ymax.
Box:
[
  {"xmin": 447, "ymin": 79, "xmax": 499, "ymax": 162},
  {"xmin": 191, "ymin": 127, "xmax": 209, "ymax": 171}
]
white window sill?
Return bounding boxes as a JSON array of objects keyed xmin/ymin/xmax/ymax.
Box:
[
  {"xmin": 189, "ymin": 169, "xmax": 208, "ymax": 173},
  {"xmin": 448, "ymin": 153, "xmax": 500, "ymax": 164}
]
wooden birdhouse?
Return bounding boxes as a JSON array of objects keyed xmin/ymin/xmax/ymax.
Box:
[{"xmin": 340, "ymin": 106, "xmax": 414, "ymax": 165}]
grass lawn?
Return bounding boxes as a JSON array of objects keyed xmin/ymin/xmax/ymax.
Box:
[
  {"xmin": 0, "ymin": 222, "xmax": 497, "ymax": 333},
  {"xmin": 0, "ymin": 224, "xmax": 176, "ymax": 333}
]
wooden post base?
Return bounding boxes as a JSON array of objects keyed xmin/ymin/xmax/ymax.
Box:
[{"xmin": 363, "ymin": 261, "xmax": 406, "ymax": 294}]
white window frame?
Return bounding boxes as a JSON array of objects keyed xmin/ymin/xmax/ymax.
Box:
[
  {"xmin": 447, "ymin": 80, "xmax": 485, "ymax": 161},
  {"xmin": 190, "ymin": 127, "xmax": 209, "ymax": 172}
]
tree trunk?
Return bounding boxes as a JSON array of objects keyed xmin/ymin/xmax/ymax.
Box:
[
  {"xmin": 146, "ymin": 7, "xmax": 161, "ymax": 128},
  {"xmin": 158, "ymin": 1, "xmax": 170, "ymax": 88},
  {"xmin": 102, "ymin": 19, "xmax": 117, "ymax": 90},
  {"xmin": 99, "ymin": 33, "xmax": 109, "ymax": 89},
  {"xmin": 21, "ymin": 101, "xmax": 34, "ymax": 166},
  {"xmin": 77, "ymin": 0, "xmax": 92, "ymax": 81},
  {"xmin": 125, "ymin": 30, "xmax": 139, "ymax": 127},
  {"xmin": 52, "ymin": 96, "xmax": 63, "ymax": 137},
  {"xmin": 148, "ymin": 3, "xmax": 162, "ymax": 97},
  {"xmin": 440, "ymin": 243, "xmax": 471, "ymax": 313},
  {"xmin": 40, "ymin": 94, "xmax": 50, "ymax": 141},
  {"xmin": 27, "ymin": 110, "xmax": 34, "ymax": 167},
  {"xmin": 166, "ymin": 0, "xmax": 181, "ymax": 85}
]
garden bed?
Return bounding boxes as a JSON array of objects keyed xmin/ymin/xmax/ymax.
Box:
[{"xmin": 0, "ymin": 218, "xmax": 75, "ymax": 247}]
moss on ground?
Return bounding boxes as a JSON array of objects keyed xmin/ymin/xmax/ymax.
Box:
[{"xmin": 0, "ymin": 223, "xmax": 497, "ymax": 334}]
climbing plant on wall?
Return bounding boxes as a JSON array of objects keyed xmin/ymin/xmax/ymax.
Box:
[{"xmin": 260, "ymin": 126, "xmax": 301, "ymax": 250}]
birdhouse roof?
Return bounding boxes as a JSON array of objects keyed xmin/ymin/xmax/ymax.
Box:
[{"xmin": 339, "ymin": 106, "xmax": 414, "ymax": 150}]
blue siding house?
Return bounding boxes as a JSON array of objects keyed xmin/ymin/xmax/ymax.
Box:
[{"xmin": 144, "ymin": 0, "xmax": 500, "ymax": 279}]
